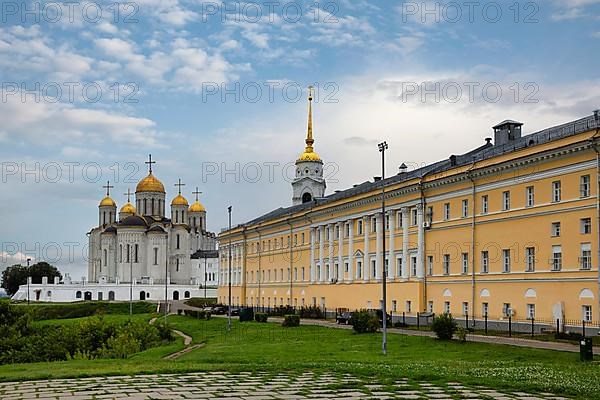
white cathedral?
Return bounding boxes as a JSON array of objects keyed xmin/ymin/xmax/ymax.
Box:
[{"xmin": 12, "ymin": 159, "xmax": 219, "ymax": 303}]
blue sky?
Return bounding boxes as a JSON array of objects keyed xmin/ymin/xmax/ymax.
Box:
[{"xmin": 0, "ymin": 0, "xmax": 599, "ymax": 276}]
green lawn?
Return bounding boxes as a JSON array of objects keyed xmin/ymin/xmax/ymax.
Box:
[
  {"xmin": 31, "ymin": 313, "xmax": 154, "ymax": 328},
  {"xmin": 1, "ymin": 315, "xmax": 599, "ymax": 399}
]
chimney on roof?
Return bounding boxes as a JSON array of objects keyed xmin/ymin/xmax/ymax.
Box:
[
  {"xmin": 449, "ymin": 155, "xmax": 457, "ymax": 166},
  {"xmin": 398, "ymin": 163, "xmax": 408, "ymax": 174},
  {"xmin": 374, "ymin": 176, "xmax": 382, "ymax": 182},
  {"xmin": 485, "ymin": 137, "xmax": 492, "ymax": 145},
  {"xmin": 492, "ymin": 120, "xmax": 523, "ymax": 146}
]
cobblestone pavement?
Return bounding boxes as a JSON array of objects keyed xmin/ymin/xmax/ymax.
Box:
[{"xmin": 0, "ymin": 371, "xmax": 570, "ymax": 400}]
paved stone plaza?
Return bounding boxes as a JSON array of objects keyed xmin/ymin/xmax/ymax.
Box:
[{"xmin": 0, "ymin": 371, "xmax": 570, "ymax": 399}]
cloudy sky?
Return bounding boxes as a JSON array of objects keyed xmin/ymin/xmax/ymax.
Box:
[{"xmin": 1, "ymin": 0, "xmax": 599, "ymax": 277}]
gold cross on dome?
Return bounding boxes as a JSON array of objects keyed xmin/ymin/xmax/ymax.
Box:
[
  {"xmin": 192, "ymin": 187, "xmax": 202, "ymax": 202},
  {"xmin": 124, "ymin": 188, "xmax": 133, "ymax": 203},
  {"xmin": 145, "ymin": 154, "xmax": 156, "ymax": 173},
  {"xmin": 174, "ymin": 178, "xmax": 185, "ymax": 194},
  {"xmin": 102, "ymin": 181, "xmax": 114, "ymax": 196}
]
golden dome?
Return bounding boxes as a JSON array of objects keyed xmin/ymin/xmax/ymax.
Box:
[
  {"xmin": 171, "ymin": 194, "xmax": 189, "ymax": 206},
  {"xmin": 297, "ymin": 150, "xmax": 322, "ymax": 162},
  {"xmin": 99, "ymin": 196, "xmax": 116, "ymax": 207},
  {"xmin": 120, "ymin": 202, "xmax": 136, "ymax": 214},
  {"xmin": 189, "ymin": 201, "xmax": 206, "ymax": 212},
  {"xmin": 136, "ymin": 173, "xmax": 165, "ymax": 193}
]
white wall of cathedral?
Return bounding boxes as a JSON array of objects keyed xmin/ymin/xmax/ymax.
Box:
[
  {"xmin": 135, "ymin": 191, "xmax": 166, "ymax": 217},
  {"xmin": 116, "ymin": 229, "xmax": 146, "ymax": 282},
  {"xmin": 190, "ymin": 258, "xmax": 219, "ymax": 286},
  {"xmin": 171, "ymin": 205, "xmax": 187, "ymax": 225},
  {"xmin": 170, "ymin": 226, "xmax": 190, "ymax": 283},
  {"xmin": 146, "ymin": 232, "xmax": 167, "ymax": 282},
  {"xmin": 99, "ymin": 206, "xmax": 116, "ymax": 226},
  {"xmin": 188, "ymin": 211, "xmax": 206, "ymax": 231}
]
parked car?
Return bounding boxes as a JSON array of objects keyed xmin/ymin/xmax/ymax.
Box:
[
  {"xmin": 211, "ymin": 305, "xmax": 227, "ymax": 315},
  {"xmin": 370, "ymin": 309, "xmax": 392, "ymax": 326},
  {"xmin": 336, "ymin": 311, "xmax": 354, "ymax": 325}
]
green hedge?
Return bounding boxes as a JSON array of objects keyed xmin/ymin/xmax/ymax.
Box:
[
  {"xmin": 184, "ymin": 297, "xmax": 217, "ymax": 308},
  {"xmin": 18, "ymin": 302, "xmax": 155, "ymax": 321},
  {"xmin": 255, "ymin": 312, "xmax": 268, "ymax": 323},
  {"xmin": 183, "ymin": 309, "xmax": 211, "ymax": 320},
  {"xmin": 351, "ymin": 310, "xmax": 380, "ymax": 333},
  {"xmin": 282, "ymin": 314, "xmax": 300, "ymax": 327}
]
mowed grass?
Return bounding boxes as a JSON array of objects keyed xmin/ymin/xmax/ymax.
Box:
[
  {"xmin": 31, "ymin": 313, "xmax": 154, "ymax": 328},
  {"xmin": 1, "ymin": 315, "xmax": 599, "ymax": 399}
]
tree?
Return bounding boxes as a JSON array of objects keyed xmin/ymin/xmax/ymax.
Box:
[
  {"xmin": 1, "ymin": 265, "xmax": 28, "ymax": 296},
  {"xmin": 1, "ymin": 262, "xmax": 62, "ymax": 296}
]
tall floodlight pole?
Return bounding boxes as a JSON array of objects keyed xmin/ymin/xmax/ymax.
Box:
[
  {"xmin": 228, "ymin": 206, "xmax": 232, "ymax": 332},
  {"xmin": 164, "ymin": 246, "xmax": 168, "ymax": 323},
  {"xmin": 204, "ymin": 255, "xmax": 208, "ymax": 299},
  {"xmin": 378, "ymin": 141, "xmax": 389, "ymax": 356}
]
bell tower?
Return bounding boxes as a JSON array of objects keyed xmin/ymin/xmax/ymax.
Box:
[{"xmin": 292, "ymin": 86, "xmax": 326, "ymax": 205}]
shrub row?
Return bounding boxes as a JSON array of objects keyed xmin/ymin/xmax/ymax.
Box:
[
  {"xmin": 351, "ymin": 310, "xmax": 380, "ymax": 333},
  {"xmin": 183, "ymin": 309, "xmax": 211, "ymax": 320},
  {"xmin": 184, "ymin": 297, "xmax": 217, "ymax": 308},
  {"xmin": 255, "ymin": 312, "xmax": 268, "ymax": 323},
  {"xmin": 19, "ymin": 301, "xmax": 155, "ymax": 321},
  {"xmin": 282, "ymin": 314, "xmax": 300, "ymax": 327}
]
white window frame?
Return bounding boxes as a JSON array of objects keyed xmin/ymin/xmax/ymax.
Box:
[
  {"xmin": 443, "ymin": 254, "xmax": 450, "ymax": 275},
  {"xmin": 527, "ymin": 304, "xmax": 535, "ymax": 320},
  {"xmin": 581, "ymin": 218, "xmax": 592, "ymax": 234},
  {"xmin": 552, "ymin": 180, "xmax": 561, "ymax": 203},
  {"xmin": 443, "ymin": 203, "xmax": 450, "ymax": 220},
  {"xmin": 526, "ymin": 186, "xmax": 534, "ymax": 207},
  {"xmin": 481, "ymin": 195, "xmax": 488, "ymax": 214},
  {"xmin": 502, "ymin": 249, "xmax": 511, "ymax": 273},
  {"xmin": 481, "ymin": 251, "xmax": 489, "ymax": 273},
  {"xmin": 580, "ymin": 175, "xmax": 591, "ymax": 198},
  {"xmin": 502, "ymin": 191, "xmax": 510, "ymax": 211},
  {"xmin": 583, "ymin": 305, "xmax": 592, "ymax": 323},
  {"xmin": 580, "ymin": 243, "xmax": 592, "ymax": 270},
  {"xmin": 462, "ymin": 199, "xmax": 468, "ymax": 218},
  {"xmin": 525, "ymin": 247, "xmax": 535, "ymax": 272},
  {"xmin": 551, "ymin": 222, "xmax": 561, "ymax": 237},
  {"xmin": 551, "ymin": 245, "xmax": 562, "ymax": 271},
  {"xmin": 461, "ymin": 252, "xmax": 468, "ymax": 274}
]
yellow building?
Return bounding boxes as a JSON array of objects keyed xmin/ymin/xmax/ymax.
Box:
[{"xmin": 218, "ymin": 95, "xmax": 600, "ymax": 329}]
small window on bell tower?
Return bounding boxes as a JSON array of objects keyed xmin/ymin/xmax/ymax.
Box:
[{"xmin": 302, "ymin": 192, "xmax": 312, "ymax": 203}]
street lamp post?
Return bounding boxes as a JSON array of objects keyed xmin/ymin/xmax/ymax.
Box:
[
  {"xmin": 26, "ymin": 258, "xmax": 31, "ymax": 305},
  {"xmin": 228, "ymin": 206, "xmax": 232, "ymax": 332},
  {"xmin": 378, "ymin": 141, "xmax": 389, "ymax": 356},
  {"xmin": 204, "ymin": 255, "xmax": 208, "ymax": 299}
]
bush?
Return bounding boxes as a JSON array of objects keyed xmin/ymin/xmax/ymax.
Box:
[
  {"xmin": 351, "ymin": 310, "xmax": 380, "ymax": 333},
  {"xmin": 298, "ymin": 305, "xmax": 324, "ymax": 319},
  {"xmin": 255, "ymin": 312, "xmax": 268, "ymax": 323},
  {"xmin": 456, "ymin": 326, "xmax": 467, "ymax": 342},
  {"xmin": 282, "ymin": 314, "xmax": 300, "ymax": 327},
  {"xmin": 183, "ymin": 309, "xmax": 211, "ymax": 320},
  {"xmin": 431, "ymin": 313, "xmax": 457, "ymax": 340},
  {"xmin": 239, "ymin": 307, "xmax": 254, "ymax": 322},
  {"xmin": 269, "ymin": 306, "xmax": 295, "ymax": 317},
  {"xmin": 21, "ymin": 302, "xmax": 155, "ymax": 321},
  {"xmin": 184, "ymin": 297, "xmax": 217, "ymax": 308}
]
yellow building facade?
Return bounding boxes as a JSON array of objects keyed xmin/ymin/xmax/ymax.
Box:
[{"xmin": 218, "ymin": 99, "xmax": 600, "ymax": 328}]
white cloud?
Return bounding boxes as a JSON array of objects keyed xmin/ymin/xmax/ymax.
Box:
[
  {"xmin": 551, "ymin": 7, "xmax": 589, "ymax": 21},
  {"xmin": 0, "ymin": 251, "xmax": 35, "ymax": 267}
]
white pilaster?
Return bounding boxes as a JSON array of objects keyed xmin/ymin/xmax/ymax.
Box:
[
  {"xmin": 310, "ymin": 228, "xmax": 316, "ymax": 282},
  {"xmin": 402, "ymin": 207, "xmax": 409, "ymax": 279},
  {"xmin": 375, "ymin": 213, "xmax": 382, "ymax": 280},
  {"xmin": 363, "ymin": 216, "xmax": 370, "ymax": 281},
  {"xmin": 347, "ymin": 219, "xmax": 354, "ymax": 282},
  {"xmin": 389, "ymin": 210, "xmax": 395, "ymax": 279},
  {"xmin": 417, "ymin": 204, "xmax": 424, "ymax": 278},
  {"xmin": 328, "ymin": 224, "xmax": 334, "ymax": 282},
  {"xmin": 319, "ymin": 226, "xmax": 325, "ymax": 282},
  {"xmin": 337, "ymin": 222, "xmax": 343, "ymax": 282}
]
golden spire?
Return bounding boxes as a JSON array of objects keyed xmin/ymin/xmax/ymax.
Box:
[
  {"xmin": 305, "ymin": 85, "xmax": 314, "ymax": 153},
  {"xmin": 296, "ymin": 86, "xmax": 322, "ymax": 163}
]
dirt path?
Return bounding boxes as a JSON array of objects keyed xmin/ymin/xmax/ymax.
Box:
[{"xmin": 149, "ymin": 315, "xmax": 202, "ymax": 360}]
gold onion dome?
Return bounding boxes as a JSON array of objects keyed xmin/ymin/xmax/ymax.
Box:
[
  {"xmin": 99, "ymin": 196, "xmax": 116, "ymax": 207},
  {"xmin": 171, "ymin": 194, "xmax": 189, "ymax": 206},
  {"xmin": 189, "ymin": 201, "xmax": 206, "ymax": 212},
  {"xmin": 297, "ymin": 86, "xmax": 322, "ymax": 163},
  {"xmin": 120, "ymin": 202, "xmax": 136, "ymax": 214},
  {"xmin": 136, "ymin": 173, "xmax": 165, "ymax": 193}
]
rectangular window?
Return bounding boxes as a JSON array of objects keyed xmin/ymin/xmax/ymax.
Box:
[
  {"xmin": 302, "ymin": 232, "xmax": 305, "ymax": 244},
  {"xmin": 372, "ymin": 218, "xmax": 377, "ymax": 233},
  {"xmin": 502, "ymin": 191, "xmax": 510, "ymax": 211},
  {"xmin": 482, "ymin": 302, "xmax": 489, "ymax": 317},
  {"xmin": 443, "ymin": 254, "xmax": 450, "ymax": 275},
  {"xmin": 444, "ymin": 301, "xmax": 451, "ymax": 314},
  {"xmin": 406, "ymin": 300, "xmax": 412, "ymax": 313},
  {"xmin": 153, "ymin": 247, "xmax": 158, "ymax": 265},
  {"xmin": 344, "ymin": 262, "xmax": 349, "ymax": 273},
  {"xmin": 580, "ymin": 175, "xmax": 591, "ymax": 198},
  {"xmin": 526, "ymin": 186, "xmax": 534, "ymax": 207},
  {"xmin": 176, "ymin": 258, "xmax": 179, "ymax": 272},
  {"xmin": 134, "ymin": 244, "xmax": 138, "ymax": 263},
  {"xmin": 325, "ymin": 229, "xmax": 329, "ymax": 241},
  {"xmin": 583, "ymin": 305, "xmax": 593, "ymax": 322},
  {"xmin": 551, "ymin": 245, "xmax": 562, "ymax": 271},
  {"xmin": 552, "ymin": 181, "xmax": 561, "ymax": 202},
  {"xmin": 527, "ymin": 304, "xmax": 536, "ymax": 320},
  {"xmin": 581, "ymin": 218, "xmax": 592, "ymax": 234},
  {"xmin": 462, "ymin": 199, "xmax": 468, "ymax": 218},
  {"xmin": 526, "ymin": 247, "xmax": 535, "ymax": 272},
  {"xmin": 580, "ymin": 243, "xmax": 592, "ymax": 270},
  {"xmin": 502, "ymin": 249, "xmax": 511, "ymax": 273},
  {"xmin": 294, "ymin": 234, "xmax": 298, "ymax": 246},
  {"xmin": 357, "ymin": 261, "xmax": 362, "ymax": 278},
  {"xmin": 176, "ymin": 234, "xmax": 180, "ymax": 249},
  {"xmin": 461, "ymin": 253, "xmax": 468, "ymax": 274},
  {"xmin": 345, "ymin": 223, "xmax": 350, "ymax": 237},
  {"xmin": 397, "ymin": 211, "xmax": 403, "ymax": 228},
  {"xmin": 551, "ymin": 222, "xmax": 561, "ymax": 237},
  {"xmin": 481, "ymin": 251, "xmax": 489, "ymax": 273},
  {"xmin": 427, "ymin": 255, "xmax": 434, "ymax": 276},
  {"xmin": 335, "ymin": 226, "xmax": 340, "ymax": 239},
  {"xmin": 396, "ymin": 257, "xmax": 402, "ymax": 277},
  {"xmin": 392, "ymin": 300, "xmax": 397, "ymax": 312},
  {"xmin": 385, "ymin": 214, "xmax": 390, "ymax": 230},
  {"xmin": 428, "ymin": 301, "xmax": 434, "ymax": 313},
  {"xmin": 358, "ymin": 220, "xmax": 363, "ymax": 235},
  {"xmin": 503, "ymin": 303, "xmax": 511, "ymax": 317},
  {"xmin": 443, "ymin": 203, "xmax": 450, "ymax": 220},
  {"xmin": 371, "ymin": 260, "xmax": 376, "ymax": 278},
  {"xmin": 481, "ymin": 195, "xmax": 488, "ymax": 214},
  {"xmin": 411, "ymin": 208, "xmax": 418, "ymax": 226},
  {"xmin": 411, "ymin": 256, "xmax": 417, "ymax": 276},
  {"xmin": 462, "ymin": 302, "xmax": 469, "ymax": 316},
  {"xmin": 126, "ymin": 244, "xmax": 130, "ymax": 263}
]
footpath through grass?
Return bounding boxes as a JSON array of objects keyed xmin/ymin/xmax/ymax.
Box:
[{"xmin": 1, "ymin": 314, "xmax": 598, "ymax": 399}]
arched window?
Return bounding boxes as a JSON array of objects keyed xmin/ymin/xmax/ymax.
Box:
[
  {"xmin": 134, "ymin": 244, "xmax": 139, "ymax": 263},
  {"xmin": 151, "ymin": 198, "xmax": 155, "ymax": 215},
  {"xmin": 302, "ymin": 192, "xmax": 312, "ymax": 203},
  {"xmin": 176, "ymin": 234, "xmax": 180, "ymax": 249},
  {"xmin": 126, "ymin": 244, "xmax": 130, "ymax": 263},
  {"xmin": 103, "ymin": 249, "xmax": 107, "ymax": 266},
  {"xmin": 76, "ymin": 291, "xmax": 82, "ymax": 299},
  {"xmin": 173, "ymin": 291, "xmax": 179, "ymax": 300},
  {"xmin": 143, "ymin": 198, "xmax": 147, "ymax": 215},
  {"xmin": 176, "ymin": 258, "xmax": 180, "ymax": 271},
  {"xmin": 184, "ymin": 291, "xmax": 190, "ymax": 298},
  {"xmin": 119, "ymin": 244, "xmax": 123, "ymax": 263},
  {"xmin": 108, "ymin": 291, "xmax": 115, "ymax": 300}
]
